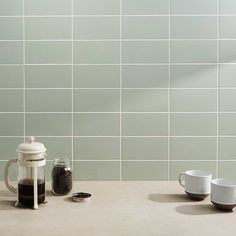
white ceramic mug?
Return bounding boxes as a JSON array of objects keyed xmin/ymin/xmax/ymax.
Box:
[
  {"xmin": 179, "ymin": 170, "xmax": 212, "ymax": 200},
  {"xmin": 211, "ymin": 178, "xmax": 236, "ymax": 210}
]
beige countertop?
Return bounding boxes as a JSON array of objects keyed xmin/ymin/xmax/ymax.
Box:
[{"xmin": 0, "ymin": 181, "xmax": 236, "ymax": 236}]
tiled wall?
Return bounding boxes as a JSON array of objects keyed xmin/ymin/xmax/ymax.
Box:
[{"xmin": 1, "ymin": 0, "xmax": 236, "ymax": 181}]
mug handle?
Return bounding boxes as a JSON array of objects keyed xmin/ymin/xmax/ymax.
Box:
[
  {"xmin": 4, "ymin": 159, "xmax": 17, "ymax": 193},
  {"xmin": 178, "ymin": 172, "xmax": 185, "ymax": 188}
]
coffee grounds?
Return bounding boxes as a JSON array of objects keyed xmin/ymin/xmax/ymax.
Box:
[{"xmin": 52, "ymin": 165, "xmax": 72, "ymax": 195}]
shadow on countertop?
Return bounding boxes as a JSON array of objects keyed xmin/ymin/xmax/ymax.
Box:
[
  {"xmin": 0, "ymin": 200, "xmax": 16, "ymax": 210},
  {"xmin": 148, "ymin": 193, "xmax": 195, "ymax": 203},
  {"xmin": 0, "ymin": 190, "xmax": 16, "ymax": 210},
  {"xmin": 175, "ymin": 204, "xmax": 232, "ymax": 215}
]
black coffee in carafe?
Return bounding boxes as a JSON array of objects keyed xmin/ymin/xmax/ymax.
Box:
[{"xmin": 18, "ymin": 179, "xmax": 45, "ymax": 207}]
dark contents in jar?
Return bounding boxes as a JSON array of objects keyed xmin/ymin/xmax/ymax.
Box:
[
  {"xmin": 52, "ymin": 165, "xmax": 72, "ymax": 195},
  {"xmin": 18, "ymin": 178, "xmax": 45, "ymax": 207}
]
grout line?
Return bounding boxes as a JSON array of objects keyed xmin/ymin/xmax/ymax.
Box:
[
  {"xmin": 216, "ymin": 0, "xmax": 220, "ymax": 178},
  {"xmin": 0, "ymin": 39, "xmax": 230, "ymax": 41},
  {"xmin": 0, "ymin": 63, "xmax": 236, "ymax": 66},
  {"xmin": 22, "ymin": 0, "xmax": 25, "ymax": 142},
  {"xmin": 119, "ymin": 0, "xmax": 122, "ymax": 181},
  {"xmin": 167, "ymin": 0, "xmax": 171, "ymax": 181},
  {"xmin": 0, "ymin": 111, "xmax": 235, "ymax": 114},
  {"xmin": 0, "ymin": 135, "xmax": 236, "ymax": 138},
  {"xmin": 71, "ymin": 0, "xmax": 74, "ymax": 170},
  {"xmin": 2, "ymin": 87, "xmax": 236, "ymax": 90},
  {"xmin": 70, "ymin": 159, "xmax": 218, "ymax": 162},
  {"xmin": 1, "ymin": 14, "xmax": 236, "ymax": 17},
  {"xmin": 0, "ymin": 159, "xmax": 234, "ymax": 162},
  {"xmin": 2, "ymin": 38, "xmax": 236, "ymax": 42}
]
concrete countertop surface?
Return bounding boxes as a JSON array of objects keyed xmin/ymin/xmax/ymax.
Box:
[{"xmin": 0, "ymin": 181, "xmax": 236, "ymax": 236}]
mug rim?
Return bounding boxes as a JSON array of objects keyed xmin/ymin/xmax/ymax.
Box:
[
  {"xmin": 185, "ymin": 170, "xmax": 212, "ymax": 178},
  {"xmin": 211, "ymin": 178, "xmax": 236, "ymax": 187}
]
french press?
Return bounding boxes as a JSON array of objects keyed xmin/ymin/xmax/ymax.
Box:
[{"xmin": 4, "ymin": 137, "xmax": 47, "ymax": 209}]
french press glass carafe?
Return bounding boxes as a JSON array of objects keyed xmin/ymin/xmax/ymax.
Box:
[{"xmin": 4, "ymin": 137, "xmax": 47, "ymax": 209}]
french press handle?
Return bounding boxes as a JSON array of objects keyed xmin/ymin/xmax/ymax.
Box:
[{"xmin": 4, "ymin": 159, "xmax": 17, "ymax": 193}]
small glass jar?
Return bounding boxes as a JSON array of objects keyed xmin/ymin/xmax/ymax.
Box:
[{"xmin": 51, "ymin": 159, "xmax": 72, "ymax": 195}]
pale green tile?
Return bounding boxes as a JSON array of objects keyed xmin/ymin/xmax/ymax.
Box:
[
  {"xmin": 122, "ymin": 161, "xmax": 168, "ymax": 180},
  {"xmin": 0, "ymin": 90, "xmax": 23, "ymax": 112},
  {"xmin": 122, "ymin": 89, "xmax": 168, "ymax": 112},
  {"xmin": 220, "ymin": 40, "xmax": 236, "ymax": 63},
  {"xmin": 219, "ymin": 113, "xmax": 236, "ymax": 135},
  {"xmin": 0, "ymin": 137, "xmax": 24, "ymax": 160},
  {"xmin": 171, "ymin": 114, "xmax": 217, "ymax": 136},
  {"xmin": 0, "ymin": 162, "xmax": 5, "ymax": 181},
  {"xmin": 171, "ymin": 16, "xmax": 217, "ymax": 39},
  {"xmin": 25, "ymin": 65, "xmax": 72, "ymax": 88},
  {"xmin": 74, "ymin": 0, "xmax": 119, "ymax": 15},
  {"xmin": 122, "ymin": 113, "xmax": 168, "ymax": 136},
  {"xmin": 220, "ymin": 0, "xmax": 236, "ymax": 14},
  {"xmin": 0, "ymin": 66, "xmax": 23, "ymax": 88},
  {"xmin": 122, "ymin": 137, "xmax": 168, "ymax": 160},
  {"xmin": 74, "ymin": 137, "xmax": 120, "ymax": 160},
  {"xmin": 123, "ymin": 0, "xmax": 169, "ymax": 15},
  {"xmin": 74, "ymin": 113, "xmax": 120, "ymax": 136},
  {"xmin": 25, "ymin": 41, "xmax": 72, "ymax": 64},
  {"xmin": 0, "ymin": 161, "xmax": 17, "ymax": 181},
  {"xmin": 219, "ymin": 65, "xmax": 236, "ymax": 87},
  {"xmin": 74, "ymin": 89, "xmax": 120, "ymax": 112},
  {"xmin": 0, "ymin": 42, "xmax": 23, "ymax": 64},
  {"xmin": 73, "ymin": 161, "xmax": 120, "ymax": 181},
  {"xmin": 0, "ymin": 114, "xmax": 23, "ymax": 136},
  {"xmin": 74, "ymin": 17, "xmax": 119, "ymax": 39},
  {"xmin": 0, "ymin": 18, "xmax": 23, "ymax": 40},
  {"xmin": 74, "ymin": 65, "xmax": 120, "ymax": 88},
  {"xmin": 219, "ymin": 162, "xmax": 236, "ymax": 179},
  {"xmin": 26, "ymin": 90, "xmax": 72, "ymax": 112},
  {"xmin": 123, "ymin": 16, "xmax": 168, "ymax": 39},
  {"xmin": 170, "ymin": 161, "xmax": 216, "ymax": 180},
  {"xmin": 26, "ymin": 114, "xmax": 72, "ymax": 136},
  {"xmin": 122, "ymin": 65, "xmax": 169, "ymax": 88},
  {"xmin": 219, "ymin": 138, "xmax": 236, "ymax": 160},
  {"xmin": 171, "ymin": 0, "xmax": 217, "ymax": 15},
  {"xmin": 74, "ymin": 41, "xmax": 119, "ymax": 64},
  {"xmin": 171, "ymin": 137, "xmax": 217, "ymax": 160},
  {"xmin": 25, "ymin": 0, "xmax": 72, "ymax": 15},
  {"xmin": 123, "ymin": 41, "xmax": 168, "ymax": 63},
  {"xmin": 25, "ymin": 17, "xmax": 72, "ymax": 40},
  {"xmin": 220, "ymin": 17, "xmax": 236, "ymax": 38},
  {"xmin": 36, "ymin": 137, "xmax": 72, "ymax": 160},
  {"xmin": 171, "ymin": 41, "xmax": 217, "ymax": 63},
  {"xmin": 219, "ymin": 89, "xmax": 236, "ymax": 111},
  {"xmin": 171, "ymin": 89, "xmax": 217, "ymax": 112},
  {"xmin": 0, "ymin": 0, "xmax": 23, "ymax": 16},
  {"xmin": 171, "ymin": 65, "xmax": 217, "ymax": 88}
]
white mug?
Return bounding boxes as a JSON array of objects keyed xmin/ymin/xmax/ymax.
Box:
[
  {"xmin": 179, "ymin": 170, "xmax": 212, "ymax": 200},
  {"xmin": 211, "ymin": 178, "xmax": 236, "ymax": 211}
]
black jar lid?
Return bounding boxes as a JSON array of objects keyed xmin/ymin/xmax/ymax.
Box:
[{"xmin": 72, "ymin": 192, "xmax": 92, "ymax": 202}]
